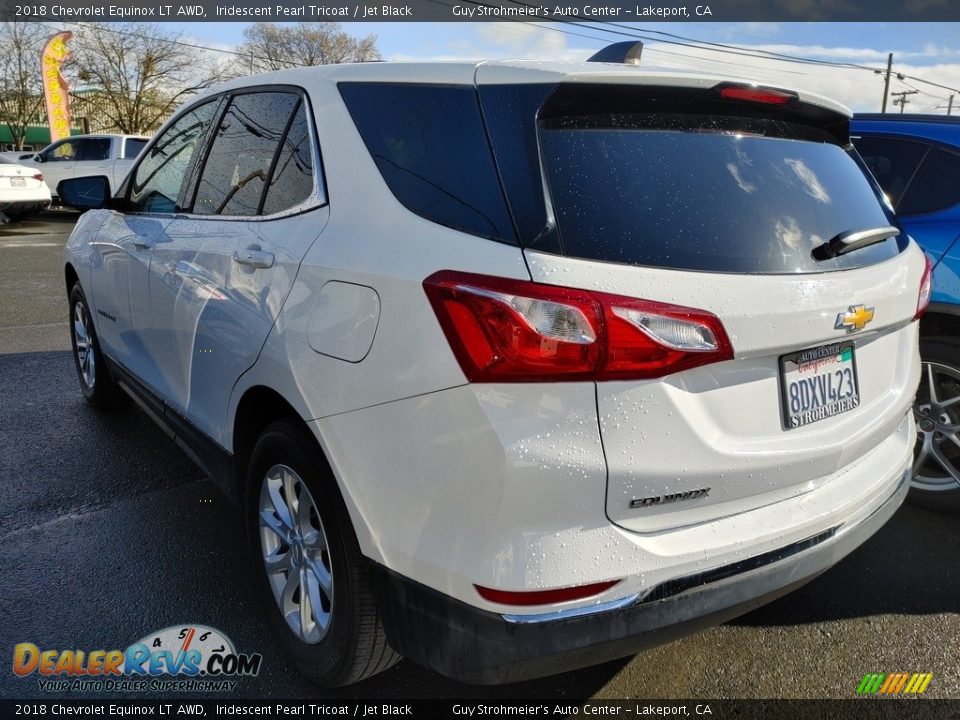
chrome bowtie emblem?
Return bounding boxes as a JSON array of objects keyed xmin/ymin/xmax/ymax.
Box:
[{"xmin": 835, "ymin": 304, "xmax": 875, "ymax": 333}]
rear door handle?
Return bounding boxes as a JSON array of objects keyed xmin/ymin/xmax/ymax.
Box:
[{"xmin": 233, "ymin": 245, "xmax": 274, "ymax": 269}]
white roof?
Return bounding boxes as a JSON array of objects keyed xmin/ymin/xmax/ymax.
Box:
[{"xmin": 205, "ymin": 60, "xmax": 852, "ymax": 118}]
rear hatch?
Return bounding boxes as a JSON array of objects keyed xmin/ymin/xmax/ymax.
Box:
[{"xmin": 478, "ymin": 70, "xmax": 924, "ymax": 532}]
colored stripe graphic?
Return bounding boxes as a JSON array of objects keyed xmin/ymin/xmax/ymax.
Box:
[
  {"xmin": 857, "ymin": 672, "xmax": 932, "ymax": 695},
  {"xmin": 857, "ymin": 673, "xmax": 885, "ymax": 694}
]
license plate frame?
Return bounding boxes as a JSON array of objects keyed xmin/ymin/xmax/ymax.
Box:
[
  {"xmin": 779, "ymin": 341, "xmax": 860, "ymax": 430},
  {"xmin": 10, "ymin": 177, "xmax": 25, "ymax": 187}
]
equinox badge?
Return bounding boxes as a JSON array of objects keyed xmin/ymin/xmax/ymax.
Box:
[
  {"xmin": 835, "ymin": 304, "xmax": 875, "ymax": 333},
  {"xmin": 630, "ymin": 488, "xmax": 711, "ymax": 509}
]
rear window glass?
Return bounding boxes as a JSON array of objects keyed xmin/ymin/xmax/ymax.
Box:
[
  {"xmin": 339, "ymin": 82, "xmax": 515, "ymax": 243},
  {"xmin": 541, "ymin": 120, "xmax": 905, "ymax": 274}
]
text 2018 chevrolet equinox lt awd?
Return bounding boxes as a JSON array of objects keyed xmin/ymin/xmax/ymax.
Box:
[{"xmin": 60, "ymin": 56, "xmax": 927, "ymax": 686}]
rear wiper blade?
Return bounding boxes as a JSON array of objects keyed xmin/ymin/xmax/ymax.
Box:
[{"xmin": 812, "ymin": 225, "xmax": 900, "ymax": 261}]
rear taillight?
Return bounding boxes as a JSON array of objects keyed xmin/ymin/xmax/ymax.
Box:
[
  {"xmin": 32, "ymin": 173, "xmax": 43, "ymax": 182},
  {"xmin": 916, "ymin": 254, "xmax": 933, "ymax": 319},
  {"xmin": 423, "ymin": 270, "xmax": 734, "ymax": 382},
  {"xmin": 715, "ymin": 82, "xmax": 798, "ymax": 106}
]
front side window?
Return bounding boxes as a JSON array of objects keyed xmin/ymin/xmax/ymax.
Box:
[
  {"xmin": 129, "ymin": 100, "xmax": 219, "ymax": 214},
  {"xmin": 44, "ymin": 140, "xmax": 77, "ymax": 162},
  {"xmin": 192, "ymin": 92, "xmax": 300, "ymax": 217}
]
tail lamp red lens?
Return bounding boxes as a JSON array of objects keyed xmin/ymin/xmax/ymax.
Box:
[
  {"xmin": 916, "ymin": 254, "xmax": 933, "ymax": 319},
  {"xmin": 423, "ymin": 270, "xmax": 734, "ymax": 382},
  {"xmin": 32, "ymin": 173, "xmax": 43, "ymax": 182},
  {"xmin": 474, "ymin": 579, "xmax": 621, "ymax": 606}
]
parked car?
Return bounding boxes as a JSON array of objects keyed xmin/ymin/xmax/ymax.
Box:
[
  {"xmin": 852, "ymin": 114, "xmax": 960, "ymax": 510},
  {"xmin": 16, "ymin": 134, "xmax": 147, "ymax": 204},
  {"xmin": 0, "ymin": 155, "xmax": 51, "ymax": 220},
  {"xmin": 60, "ymin": 58, "xmax": 927, "ymax": 686}
]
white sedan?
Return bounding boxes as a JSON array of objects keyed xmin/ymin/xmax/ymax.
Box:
[{"xmin": 0, "ymin": 156, "xmax": 51, "ymax": 220}]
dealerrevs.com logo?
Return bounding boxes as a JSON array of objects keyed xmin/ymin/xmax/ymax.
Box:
[{"xmin": 13, "ymin": 625, "xmax": 262, "ymax": 692}]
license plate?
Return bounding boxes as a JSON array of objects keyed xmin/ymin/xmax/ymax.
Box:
[
  {"xmin": 10, "ymin": 177, "xmax": 25, "ymax": 187},
  {"xmin": 780, "ymin": 342, "xmax": 860, "ymax": 429}
]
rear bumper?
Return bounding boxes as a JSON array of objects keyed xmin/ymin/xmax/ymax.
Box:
[
  {"xmin": 372, "ymin": 465, "xmax": 909, "ymax": 685},
  {"xmin": 0, "ymin": 198, "xmax": 50, "ymax": 213}
]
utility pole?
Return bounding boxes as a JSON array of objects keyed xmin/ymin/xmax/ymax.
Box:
[
  {"xmin": 881, "ymin": 52, "xmax": 893, "ymax": 114},
  {"xmin": 949, "ymin": 95, "xmax": 955, "ymax": 116},
  {"xmin": 891, "ymin": 90, "xmax": 918, "ymax": 114}
]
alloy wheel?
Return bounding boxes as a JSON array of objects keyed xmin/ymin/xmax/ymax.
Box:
[
  {"xmin": 73, "ymin": 300, "xmax": 96, "ymax": 390},
  {"xmin": 259, "ymin": 464, "xmax": 333, "ymax": 644},
  {"xmin": 913, "ymin": 361, "xmax": 960, "ymax": 492}
]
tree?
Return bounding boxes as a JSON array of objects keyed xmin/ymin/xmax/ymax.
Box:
[
  {"xmin": 65, "ymin": 23, "xmax": 227, "ymax": 135},
  {"xmin": 0, "ymin": 23, "xmax": 46, "ymax": 150},
  {"xmin": 239, "ymin": 22, "xmax": 381, "ymax": 72}
]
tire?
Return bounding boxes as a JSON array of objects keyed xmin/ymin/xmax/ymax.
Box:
[
  {"xmin": 245, "ymin": 419, "xmax": 399, "ymax": 686},
  {"xmin": 68, "ymin": 283, "xmax": 124, "ymax": 409},
  {"xmin": 911, "ymin": 335, "xmax": 960, "ymax": 512}
]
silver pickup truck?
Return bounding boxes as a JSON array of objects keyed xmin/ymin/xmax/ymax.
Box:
[{"xmin": 13, "ymin": 134, "xmax": 148, "ymax": 203}]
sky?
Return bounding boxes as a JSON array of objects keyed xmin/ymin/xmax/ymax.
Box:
[{"xmin": 164, "ymin": 21, "xmax": 960, "ymax": 113}]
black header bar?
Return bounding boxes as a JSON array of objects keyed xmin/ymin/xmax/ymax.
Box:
[{"xmin": 3, "ymin": 0, "xmax": 960, "ymax": 22}]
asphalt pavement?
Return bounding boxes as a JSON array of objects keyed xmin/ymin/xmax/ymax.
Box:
[{"xmin": 1, "ymin": 212, "xmax": 958, "ymax": 701}]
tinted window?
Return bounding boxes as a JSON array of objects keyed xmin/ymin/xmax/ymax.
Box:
[
  {"xmin": 79, "ymin": 138, "xmax": 110, "ymax": 161},
  {"xmin": 193, "ymin": 92, "xmax": 299, "ymax": 216},
  {"xmin": 339, "ymin": 83, "xmax": 515, "ymax": 243},
  {"xmin": 899, "ymin": 148, "xmax": 960, "ymax": 216},
  {"xmin": 852, "ymin": 136, "xmax": 928, "ymax": 207},
  {"xmin": 124, "ymin": 138, "xmax": 147, "ymax": 158},
  {"xmin": 130, "ymin": 100, "xmax": 218, "ymax": 214},
  {"xmin": 261, "ymin": 101, "xmax": 315, "ymax": 216},
  {"xmin": 542, "ymin": 122, "xmax": 903, "ymax": 274},
  {"xmin": 479, "ymin": 84, "xmax": 556, "ymax": 251}
]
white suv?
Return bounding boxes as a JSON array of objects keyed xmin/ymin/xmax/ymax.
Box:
[{"xmin": 61, "ymin": 57, "xmax": 928, "ymax": 686}]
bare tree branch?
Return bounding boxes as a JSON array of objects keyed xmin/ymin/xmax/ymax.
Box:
[
  {"xmin": 239, "ymin": 22, "xmax": 381, "ymax": 73},
  {"xmin": 65, "ymin": 23, "xmax": 228, "ymax": 135},
  {"xmin": 0, "ymin": 23, "xmax": 47, "ymax": 150}
]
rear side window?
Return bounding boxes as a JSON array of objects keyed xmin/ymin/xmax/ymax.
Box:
[
  {"xmin": 339, "ymin": 83, "xmax": 515, "ymax": 243},
  {"xmin": 79, "ymin": 138, "xmax": 110, "ymax": 161},
  {"xmin": 541, "ymin": 114, "xmax": 904, "ymax": 274},
  {"xmin": 193, "ymin": 92, "xmax": 300, "ymax": 216},
  {"xmin": 124, "ymin": 138, "xmax": 147, "ymax": 158},
  {"xmin": 899, "ymin": 147, "xmax": 960, "ymax": 216},
  {"xmin": 261, "ymin": 102, "xmax": 315, "ymax": 216},
  {"xmin": 853, "ymin": 136, "xmax": 928, "ymax": 207}
]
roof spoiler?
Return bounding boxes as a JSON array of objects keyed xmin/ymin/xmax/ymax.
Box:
[{"xmin": 587, "ymin": 41, "xmax": 644, "ymax": 66}]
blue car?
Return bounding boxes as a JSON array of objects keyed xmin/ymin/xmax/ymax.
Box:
[{"xmin": 852, "ymin": 114, "xmax": 960, "ymax": 510}]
